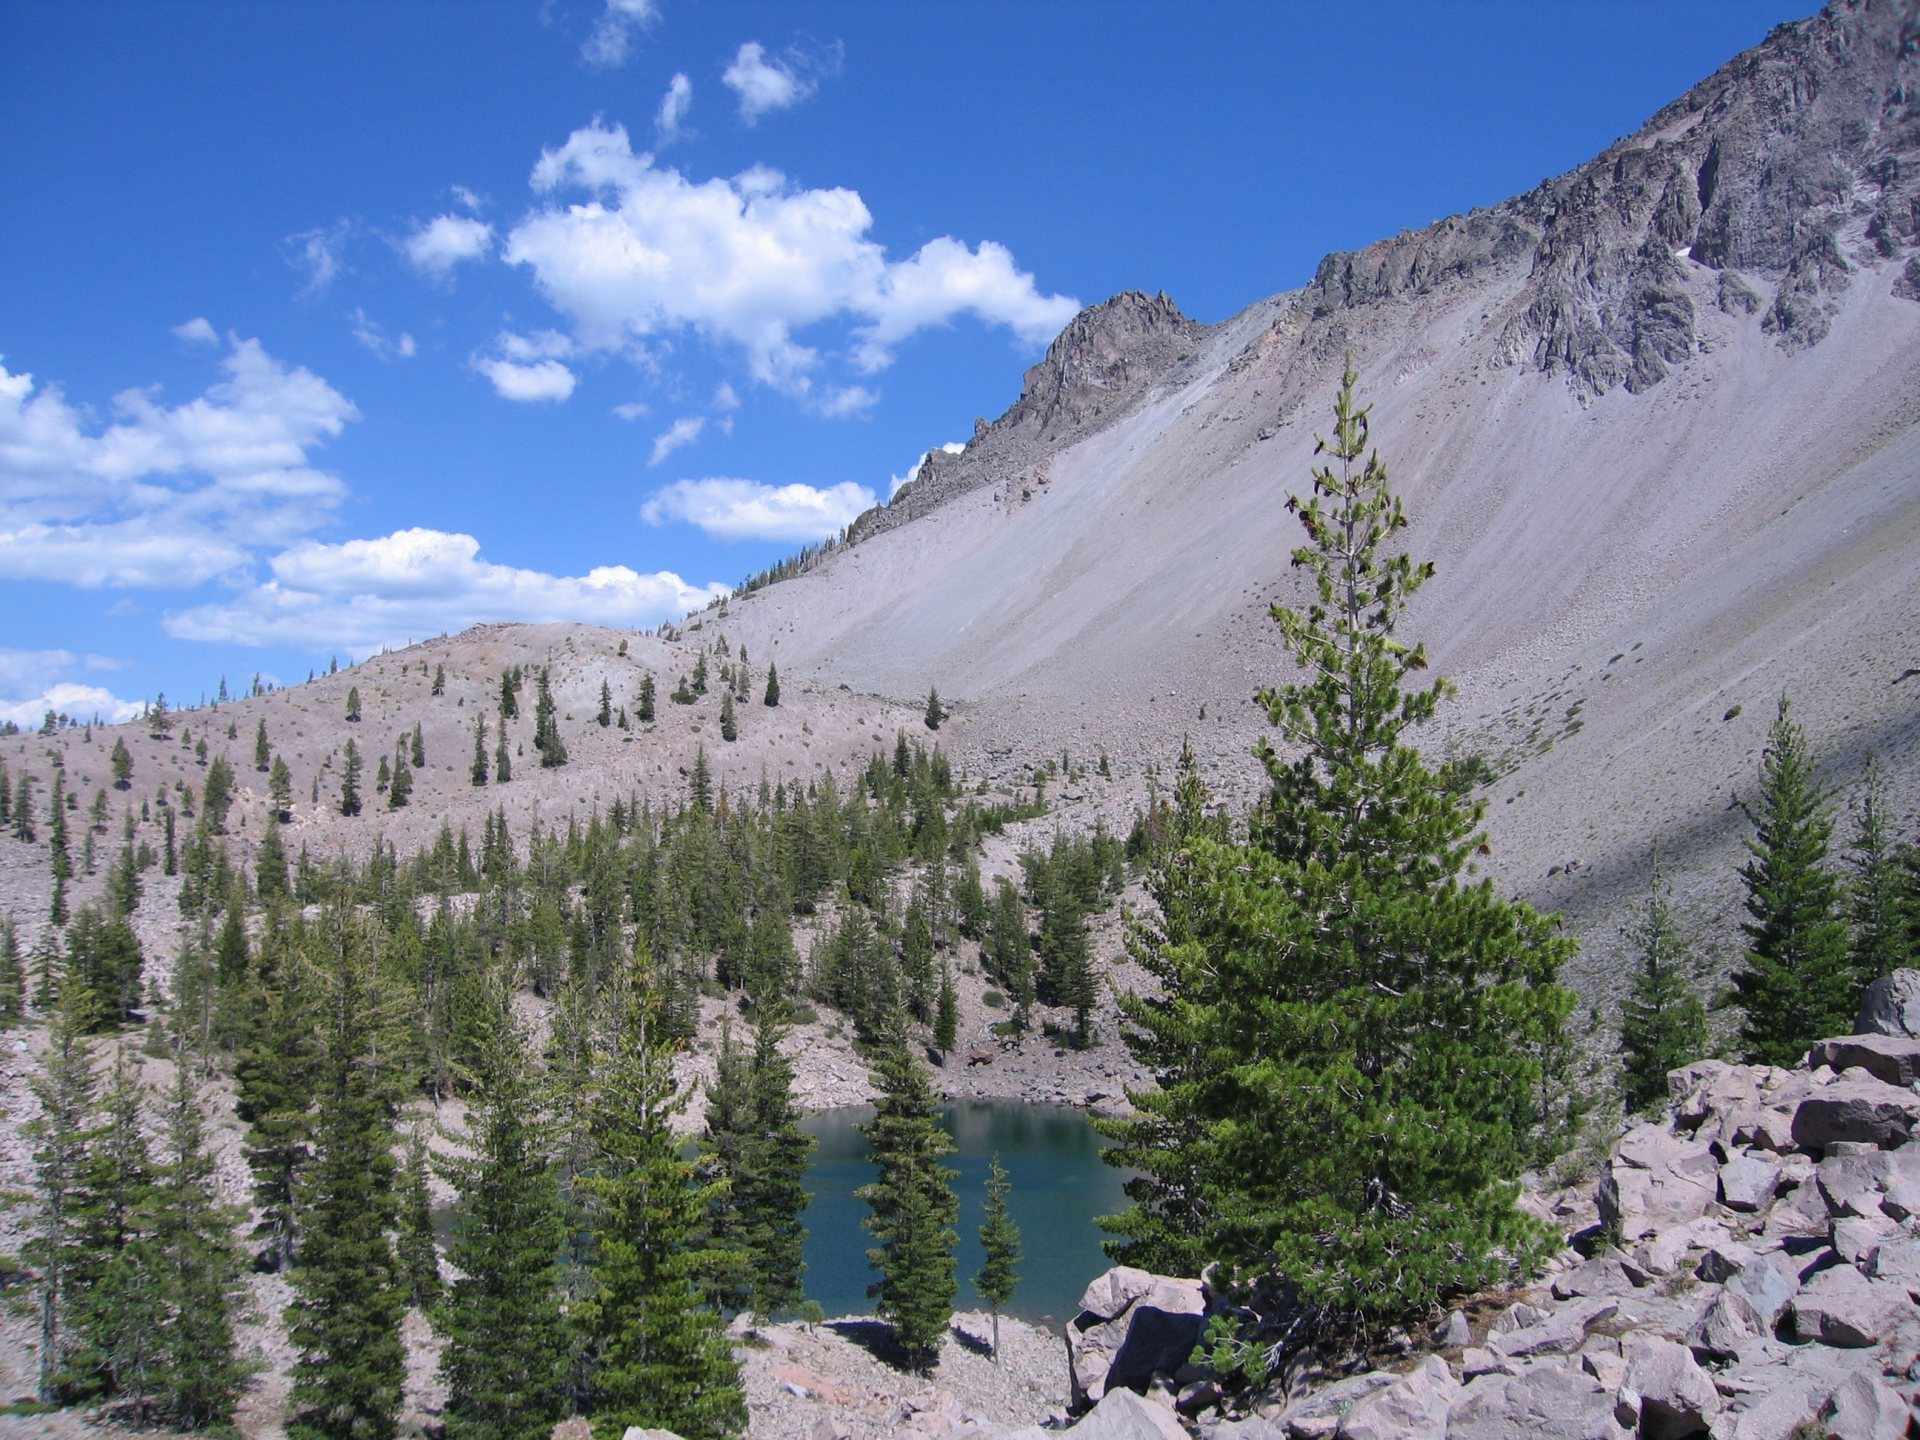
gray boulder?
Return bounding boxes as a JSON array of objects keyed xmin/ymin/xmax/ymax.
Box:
[
  {"xmin": 1817, "ymin": 1370, "xmax": 1913, "ymax": 1440},
  {"xmin": 1445, "ymin": 1363, "xmax": 1633, "ymax": 1440},
  {"xmin": 1621, "ymin": 1333, "xmax": 1720, "ymax": 1439},
  {"xmin": 1684, "ymin": 1287, "xmax": 1765, "ymax": 1362},
  {"xmin": 1791, "ymin": 1077, "xmax": 1920, "ymax": 1151},
  {"xmin": 1725, "ymin": 1258, "xmax": 1798, "ymax": 1333},
  {"xmin": 1066, "ymin": 1268, "xmax": 1208, "ymax": 1410},
  {"xmin": 1856, "ymin": 969, "xmax": 1920, "ymax": 1039},
  {"xmin": 1333, "ymin": 1355, "xmax": 1455, "ymax": 1440},
  {"xmin": 1805, "ymin": 1033, "xmax": 1920, "ymax": 1088},
  {"xmin": 1789, "ymin": 1263, "xmax": 1906, "ymax": 1348},
  {"xmin": 1003, "ymin": 1387, "xmax": 1187, "ymax": 1440},
  {"xmin": 1718, "ymin": 1153, "xmax": 1781, "ymax": 1212}
]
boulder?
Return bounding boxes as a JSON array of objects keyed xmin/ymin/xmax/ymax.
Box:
[
  {"xmin": 1856, "ymin": 969, "xmax": 1920, "ymax": 1038},
  {"xmin": 1621, "ymin": 1333, "xmax": 1720, "ymax": 1439},
  {"xmin": 1258, "ymin": 1371, "xmax": 1394, "ymax": 1440},
  {"xmin": 622, "ymin": 1430, "xmax": 686, "ymax": 1440},
  {"xmin": 1789, "ymin": 1262, "xmax": 1905, "ymax": 1348},
  {"xmin": 1817, "ymin": 1370, "xmax": 1912, "ymax": 1440},
  {"xmin": 1684, "ymin": 1287, "xmax": 1765, "ymax": 1362},
  {"xmin": 1487, "ymin": 1299, "xmax": 1617, "ymax": 1360},
  {"xmin": 1551, "ymin": 1256, "xmax": 1636, "ymax": 1300},
  {"xmin": 1431, "ymin": 1309, "xmax": 1471, "ymax": 1348},
  {"xmin": 1791, "ymin": 1077, "xmax": 1920, "ymax": 1150},
  {"xmin": 1725, "ymin": 1258, "xmax": 1798, "ymax": 1332},
  {"xmin": 1066, "ymin": 1268, "xmax": 1208, "ymax": 1410},
  {"xmin": 1695, "ymin": 1239, "xmax": 1759, "ymax": 1284},
  {"xmin": 1806, "ymin": 1034, "xmax": 1920, "ymax": 1087},
  {"xmin": 1597, "ymin": 1128, "xmax": 1720, "ymax": 1241},
  {"xmin": 1333, "ymin": 1354, "xmax": 1455, "ymax": 1440},
  {"xmin": 1445, "ymin": 1363, "xmax": 1633, "ymax": 1440},
  {"xmin": 1006, "ymin": 1387, "xmax": 1187, "ymax": 1440},
  {"xmin": 1829, "ymin": 1214, "xmax": 1897, "ymax": 1266},
  {"xmin": 1817, "ymin": 1151, "xmax": 1894, "ymax": 1218},
  {"xmin": 1718, "ymin": 1153, "xmax": 1781, "ymax": 1212}
]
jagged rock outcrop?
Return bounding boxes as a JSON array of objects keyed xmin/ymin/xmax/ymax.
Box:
[
  {"xmin": 1026, "ymin": 1026, "xmax": 1920, "ymax": 1440},
  {"xmin": 1066, "ymin": 1267, "xmax": 1209, "ymax": 1411},
  {"xmin": 1296, "ymin": 0, "xmax": 1920, "ymax": 401}
]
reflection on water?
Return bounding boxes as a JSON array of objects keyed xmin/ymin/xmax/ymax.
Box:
[{"xmin": 798, "ymin": 1101, "xmax": 1129, "ymax": 1325}]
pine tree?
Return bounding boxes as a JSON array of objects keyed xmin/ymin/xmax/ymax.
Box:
[
  {"xmin": 432, "ymin": 663, "xmax": 446, "ymax": 697},
  {"xmin": 924, "ymin": 685, "xmax": 943, "ymax": 731},
  {"xmin": 1846, "ymin": 753, "xmax": 1904, "ymax": 993},
  {"xmin": 499, "ymin": 671, "xmax": 519, "ymax": 720},
  {"xmin": 763, "ymin": 663, "xmax": 779, "ymax": 708},
  {"xmin": 975, "ymin": 1152, "xmax": 1021, "ymax": 1362},
  {"xmin": 438, "ymin": 989, "xmax": 569, "ymax": 1440},
  {"xmin": 495, "ymin": 731, "xmax": 512, "ymax": 784},
  {"xmin": 270, "ymin": 755, "xmax": 293, "ymax": 819},
  {"xmin": 639, "ymin": 672, "xmax": 657, "ymax": 723},
  {"xmin": 933, "ymin": 961, "xmax": 959, "ymax": 1053},
  {"xmin": 740, "ymin": 1014, "xmax": 812, "ymax": 1318},
  {"xmin": 235, "ymin": 959, "xmax": 316, "ymax": 1272},
  {"xmin": 688, "ymin": 745, "xmax": 714, "ymax": 814},
  {"xmin": 345, "ymin": 686, "xmax": 362, "ymax": 723},
  {"xmin": 144, "ymin": 1043, "xmax": 247, "ymax": 1429},
  {"xmin": 598, "ymin": 680, "xmax": 613, "ymax": 728},
  {"xmin": 1099, "ymin": 360, "xmax": 1573, "ymax": 1341},
  {"xmin": 410, "ymin": 721, "xmax": 426, "ymax": 767},
  {"xmin": 13, "ymin": 768, "xmax": 36, "ymax": 841},
  {"xmin": 1618, "ymin": 849, "xmax": 1708, "ymax": 1112},
  {"xmin": 286, "ymin": 914, "xmax": 406, "ymax": 1440},
  {"xmin": 1731, "ymin": 696, "xmax": 1854, "ymax": 1066},
  {"xmin": 720, "ymin": 692, "xmax": 738, "ymax": 743},
  {"xmin": 471, "ymin": 713, "xmax": 489, "ymax": 787},
  {"xmin": 695, "ymin": 1024, "xmax": 759, "ymax": 1314},
  {"xmin": 255, "ymin": 720, "xmax": 271, "ymax": 772},
  {"xmin": 111, "ymin": 737, "xmax": 134, "ymax": 789},
  {"xmin": 0, "ymin": 915, "xmax": 24, "ymax": 1024},
  {"xmin": 340, "ymin": 739, "xmax": 363, "ymax": 817},
  {"xmin": 388, "ymin": 755, "xmax": 413, "ymax": 809},
  {"xmin": 579, "ymin": 962, "xmax": 745, "ymax": 1440},
  {"xmin": 26, "ymin": 981, "xmax": 103, "ymax": 1401},
  {"xmin": 398, "ymin": 1127, "xmax": 440, "ymax": 1308},
  {"xmin": 204, "ymin": 756, "xmax": 235, "ymax": 834},
  {"xmin": 48, "ymin": 770, "xmax": 71, "ymax": 927},
  {"xmin": 858, "ymin": 1029, "xmax": 958, "ymax": 1371},
  {"xmin": 534, "ymin": 667, "xmax": 568, "ymax": 768},
  {"xmin": 691, "ymin": 651, "xmax": 709, "ymax": 695}
]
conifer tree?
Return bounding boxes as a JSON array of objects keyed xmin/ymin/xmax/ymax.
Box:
[
  {"xmin": 471, "ymin": 713, "xmax": 489, "ymax": 787},
  {"xmin": 397, "ymin": 1128, "xmax": 440, "ymax": 1309},
  {"xmin": 639, "ymin": 672, "xmax": 656, "ymax": 723},
  {"xmin": 26, "ymin": 981, "xmax": 103, "ymax": 1401},
  {"xmin": 691, "ymin": 651, "xmax": 709, "ymax": 695},
  {"xmin": 934, "ymin": 961, "xmax": 959, "ymax": 1053},
  {"xmin": 975, "ymin": 1152, "xmax": 1021, "ymax": 1362},
  {"xmin": 204, "ymin": 756, "xmax": 235, "ymax": 834},
  {"xmin": 254, "ymin": 720, "xmax": 271, "ymax": 772},
  {"xmin": 410, "ymin": 721, "xmax": 426, "ymax": 767},
  {"xmin": 144, "ymin": 1043, "xmax": 247, "ymax": 1429},
  {"xmin": 695, "ymin": 1024, "xmax": 759, "ymax": 1314},
  {"xmin": 1100, "ymin": 360, "xmax": 1573, "ymax": 1339},
  {"xmin": 235, "ymin": 961, "xmax": 316, "ymax": 1272},
  {"xmin": 286, "ymin": 915, "xmax": 406, "ymax": 1440},
  {"xmin": 345, "ymin": 686, "xmax": 361, "ymax": 723},
  {"xmin": 495, "ymin": 731, "xmax": 511, "ymax": 784},
  {"xmin": 763, "ymin": 663, "xmax": 779, "ymax": 708},
  {"xmin": 340, "ymin": 739, "xmax": 363, "ymax": 817},
  {"xmin": 1731, "ymin": 696, "xmax": 1853, "ymax": 1066},
  {"xmin": 13, "ymin": 768, "xmax": 36, "ymax": 841},
  {"xmin": 1845, "ymin": 753, "xmax": 1903, "ymax": 992},
  {"xmin": 1618, "ymin": 849, "xmax": 1708, "ymax": 1112},
  {"xmin": 858, "ymin": 1029, "xmax": 958, "ymax": 1371},
  {"xmin": 720, "ymin": 691, "xmax": 738, "ymax": 742},
  {"xmin": 740, "ymin": 1014, "xmax": 812, "ymax": 1318},
  {"xmin": 111, "ymin": 737, "xmax": 134, "ymax": 789},
  {"xmin": 689, "ymin": 745, "xmax": 714, "ymax": 814},
  {"xmin": 0, "ymin": 915, "xmax": 24, "ymax": 1024},
  {"xmin": 432, "ymin": 663, "xmax": 446, "ymax": 696},
  {"xmin": 48, "ymin": 770, "xmax": 71, "ymax": 926},
  {"xmin": 389, "ymin": 755, "xmax": 413, "ymax": 809},
  {"xmin": 598, "ymin": 679, "xmax": 613, "ymax": 728},
  {"xmin": 438, "ymin": 989, "xmax": 569, "ymax": 1440},
  {"xmin": 924, "ymin": 685, "xmax": 943, "ymax": 731},
  {"xmin": 579, "ymin": 961, "xmax": 745, "ymax": 1440},
  {"xmin": 270, "ymin": 755, "xmax": 293, "ymax": 819},
  {"xmin": 499, "ymin": 671, "xmax": 518, "ymax": 720},
  {"xmin": 534, "ymin": 667, "xmax": 568, "ymax": 767}
]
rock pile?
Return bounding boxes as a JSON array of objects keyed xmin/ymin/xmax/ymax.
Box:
[{"xmin": 1046, "ymin": 1019, "xmax": 1920, "ymax": 1439}]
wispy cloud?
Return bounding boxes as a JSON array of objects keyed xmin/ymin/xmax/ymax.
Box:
[
  {"xmin": 721, "ymin": 38, "xmax": 840, "ymax": 125},
  {"xmin": 655, "ymin": 72, "xmax": 693, "ymax": 145},
  {"xmin": 349, "ymin": 309, "xmax": 417, "ymax": 361},
  {"xmin": 649, "ymin": 415, "xmax": 705, "ymax": 465},
  {"xmin": 582, "ymin": 0, "xmax": 659, "ymax": 69},
  {"xmin": 642, "ymin": 476, "xmax": 874, "ymax": 542},
  {"xmin": 283, "ymin": 220, "xmax": 353, "ymax": 297},
  {"xmin": 402, "ymin": 213, "xmax": 494, "ymax": 278},
  {"xmin": 470, "ymin": 330, "xmax": 577, "ymax": 402}
]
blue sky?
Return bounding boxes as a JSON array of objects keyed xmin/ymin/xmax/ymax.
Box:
[{"xmin": 0, "ymin": 0, "xmax": 1801, "ymax": 727}]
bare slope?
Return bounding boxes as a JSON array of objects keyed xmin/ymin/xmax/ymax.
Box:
[{"xmin": 714, "ymin": 0, "xmax": 1920, "ymax": 998}]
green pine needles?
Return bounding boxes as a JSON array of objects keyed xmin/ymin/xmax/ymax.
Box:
[{"xmin": 1100, "ymin": 359, "xmax": 1575, "ymax": 1347}]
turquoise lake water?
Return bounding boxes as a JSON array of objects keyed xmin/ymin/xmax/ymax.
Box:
[{"xmin": 798, "ymin": 1101, "xmax": 1130, "ymax": 1325}]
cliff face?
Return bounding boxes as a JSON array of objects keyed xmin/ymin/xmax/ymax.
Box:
[{"xmin": 1297, "ymin": 0, "xmax": 1920, "ymax": 399}]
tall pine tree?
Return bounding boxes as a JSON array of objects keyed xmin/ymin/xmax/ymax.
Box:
[
  {"xmin": 1099, "ymin": 360, "xmax": 1573, "ymax": 1343},
  {"xmin": 1731, "ymin": 696, "xmax": 1853, "ymax": 1066},
  {"xmin": 1618, "ymin": 849, "xmax": 1708, "ymax": 1112},
  {"xmin": 975, "ymin": 1152, "xmax": 1021, "ymax": 1363}
]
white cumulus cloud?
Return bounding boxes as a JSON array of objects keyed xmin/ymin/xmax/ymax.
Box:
[
  {"xmin": 0, "ymin": 648, "xmax": 140, "ymax": 728},
  {"xmin": 722, "ymin": 41, "xmax": 822, "ymax": 124},
  {"xmin": 504, "ymin": 121, "xmax": 1078, "ymax": 393},
  {"xmin": 0, "ymin": 333, "xmax": 357, "ymax": 585},
  {"xmin": 403, "ymin": 213, "xmax": 494, "ymax": 278},
  {"xmin": 173, "ymin": 317, "xmax": 218, "ymax": 346},
  {"xmin": 656, "ymin": 72, "xmax": 693, "ymax": 145},
  {"xmin": 641, "ymin": 476, "xmax": 874, "ymax": 542},
  {"xmin": 165, "ymin": 526, "xmax": 725, "ymax": 657},
  {"xmin": 471, "ymin": 330, "xmax": 578, "ymax": 403},
  {"xmin": 582, "ymin": 0, "xmax": 658, "ymax": 69},
  {"xmin": 650, "ymin": 415, "xmax": 705, "ymax": 465}
]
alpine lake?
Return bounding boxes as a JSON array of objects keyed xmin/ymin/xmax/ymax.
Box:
[{"xmin": 798, "ymin": 1101, "xmax": 1129, "ymax": 1325}]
